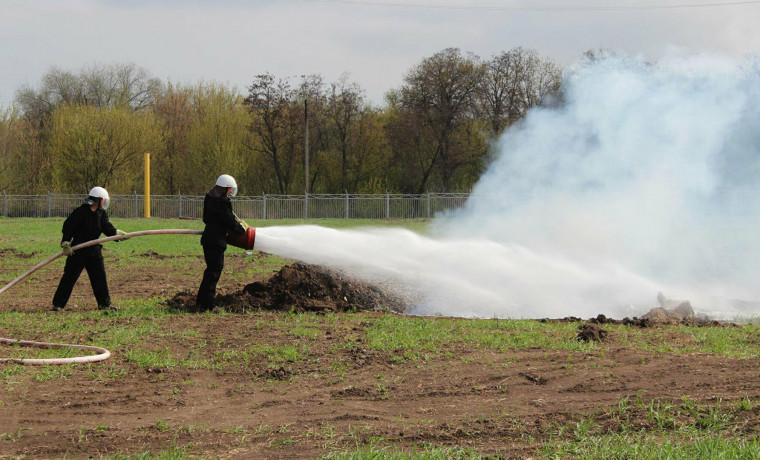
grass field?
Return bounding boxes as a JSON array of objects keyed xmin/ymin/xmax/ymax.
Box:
[{"xmin": 2, "ymin": 218, "xmax": 760, "ymax": 459}]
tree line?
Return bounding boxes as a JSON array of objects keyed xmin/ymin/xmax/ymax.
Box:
[{"xmin": 0, "ymin": 47, "xmax": 562, "ymax": 195}]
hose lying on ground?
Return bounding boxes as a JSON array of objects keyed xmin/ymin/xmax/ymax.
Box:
[
  {"xmin": 0, "ymin": 337, "xmax": 111, "ymax": 365},
  {"xmin": 0, "ymin": 229, "xmax": 203, "ymax": 364}
]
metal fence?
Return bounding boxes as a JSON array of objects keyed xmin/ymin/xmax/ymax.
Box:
[{"xmin": 0, "ymin": 192, "xmax": 470, "ymax": 219}]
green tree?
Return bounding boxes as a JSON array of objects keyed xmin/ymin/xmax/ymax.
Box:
[
  {"xmin": 12, "ymin": 62, "xmax": 162, "ymax": 194},
  {"xmin": 153, "ymin": 83, "xmax": 196, "ymax": 194},
  {"xmin": 185, "ymin": 82, "xmax": 250, "ymax": 194},
  {"xmin": 0, "ymin": 106, "xmax": 18, "ymax": 190},
  {"xmin": 0, "ymin": 115, "xmax": 52, "ymax": 193},
  {"xmin": 48, "ymin": 104, "xmax": 163, "ymax": 193}
]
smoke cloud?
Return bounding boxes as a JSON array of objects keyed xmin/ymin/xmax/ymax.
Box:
[{"xmin": 256, "ymin": 53, "xmax": 760, "ymax": 319}]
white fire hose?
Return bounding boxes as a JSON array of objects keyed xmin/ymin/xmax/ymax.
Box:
[
  {"xmin": 0, "ymin": 229, "xmax": 203, "ymax": 365},
  {"xmin": 0, "ymin": 338, "xmax": 111, "ymax": 365}
]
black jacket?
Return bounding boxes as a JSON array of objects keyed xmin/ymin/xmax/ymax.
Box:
[
  {"xmin": 61, "ymin": 204, "xmax": 117, "ymax": 256},
  {"xmin": 200, "ymin": 191, "xmax": 245, "ymax": 248}
]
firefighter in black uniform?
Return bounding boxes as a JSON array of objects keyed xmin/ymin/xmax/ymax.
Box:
[
  {"xmin": 196, "ymin": 174, "xmax": 246, "ymax": 311},
  {"xmin": 52, "ymin": 186, "xmax": 128, "ymax": 312}
]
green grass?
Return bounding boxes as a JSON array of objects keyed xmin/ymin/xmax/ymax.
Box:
[
  {"xmin": 0, "ymin": 217, "xmax": 430, "ymax": 257},
  {"xmin": 537, "ymin": 395, "xmax": 760, "ymax": 459},
  {"xmin": 319, "ymin": 395, "xmax": 760, "ymax": 459},
  {"xmin": 364, "ymin": 315, "xmax": 597, "ymax": 360},
  {"xmin": 323, "ymin": 445, "xmax": 486, "ymax": 459},
  {"xmin": 0, "ymin": 217, "xmax": 429, "ymax": 285},
  {"xmin": 543, "ymin": 434, "xmax": 760, "ymax": 459},
  {"xmin": 104, "ymin": 445, "xmax": 192, "ymax": 460},
  {"xmin": 4, "ymin": 305, "xmax": 760, "ymax": 369},
  {"xmin": 2, "ymin": 217, "xmax": 760, "ymax": 459}
]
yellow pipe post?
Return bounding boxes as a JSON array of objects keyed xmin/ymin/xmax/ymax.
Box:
[{"xmin": 144, "ymin": 152, "xmax": 151, "ymax": 218}]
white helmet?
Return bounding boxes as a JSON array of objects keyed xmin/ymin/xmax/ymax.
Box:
[
  {"xmin": 215, "ymin": 174, "xmax": 238, "ymax": 197},
  {"xmin": 88, "ymin": 186, "xmax": 110, "ymax": 210}
]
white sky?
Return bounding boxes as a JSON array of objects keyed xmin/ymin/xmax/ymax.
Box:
[{"xmin": 1, "ymin": 0, "xmax": 759, "ymax": 106}]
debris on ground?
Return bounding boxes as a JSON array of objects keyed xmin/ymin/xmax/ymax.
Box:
[
  {"xmin": 640, "ymin": 292, "xmax": 718, "ymax": 326},
  {"xmin": 540, "ymin": 294, "xmax": 724, "ymax": 328},
  {"xmin": 165, "ymin": 262, "xmax": 407, "ymax": 314},
  {"xmin": 575, "ymin": 322, "xmax": 608, "ymax": 342}
]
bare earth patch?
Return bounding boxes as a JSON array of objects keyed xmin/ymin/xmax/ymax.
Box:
[{"xmin": 2, "ymin": 252, "xmax": 760, "ymax": 458}]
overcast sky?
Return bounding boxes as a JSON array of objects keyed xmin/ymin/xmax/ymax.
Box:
[{"xmin": 2, "ymin": 0, "xmax": 759, "ymax": 106}]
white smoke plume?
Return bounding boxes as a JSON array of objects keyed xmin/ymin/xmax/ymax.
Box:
[{"xmin": 256, "ymin": 53, "xmax": 760, "ymax": 319}]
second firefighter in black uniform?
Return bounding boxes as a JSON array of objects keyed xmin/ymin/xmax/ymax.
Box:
[
  {"xmin": 52, "ymin": 186, "xmax": 128, "ymax": 312},
  {"xmin": 196, "ymin": 174, "xmax": 246, "ymax": 311}
]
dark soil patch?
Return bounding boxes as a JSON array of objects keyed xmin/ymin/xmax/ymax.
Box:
[
  {"xmin": 576, "ymin": 322, "xmax": 608, "ymax": 342},
  {"xmin": 139, "ymin": 249, "xmax": 173, "ymax": 259},
  {"xmin": 0, "ymin": 247, "xmax": 39, "ymax": 259},
  {"xmin": 259, "ymin": 366, "xmax": 291, "ymax": 381},
  {"xmin": 165, "ymin": 262, "xmax": 407, "ymax": 314}
]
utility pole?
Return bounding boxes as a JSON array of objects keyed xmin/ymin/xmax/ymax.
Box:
[
  {"xmin": 144, "ymin": 152, "xmax": 151, "ymax": 218},
  {"xmin": 304, "ymin": 98, "xmax": 309, "ymax": 195}
]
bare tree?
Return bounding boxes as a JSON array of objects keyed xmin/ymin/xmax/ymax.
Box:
[
  {"xmin": 479, "ymin": 47, "xmax": 561, "ymax": 136},
  {"xmin": 298, "ymin": 74, "xmax": 327, "ymax": 193},
  {"xmin": 15, "ymin": 62, "xmax": 161, "ymax": 121},
  {"xmin": 392, "ymin": 48, "xmax": 486, "ymax": 192},
  {"xmin": 244, "ymin": 74, "xmax": 301, "ymax": 194},
  {"xmin": 325, "ymin": 74, "xmax": 366, "ymax": 192},
  {"xmin": 523, "ymin": 53, "xmax": 562, "ymax": 110},
  {"xmin": 80, "ymin": 62, "xmax": 162, "ymax": 110},
  {"xmin": 582, "ymin": 47, "xmax": 618, "ymax": 63},
  {"xmin": 15, "ymin": 68, "xmax": 82, "ymax": 124}
]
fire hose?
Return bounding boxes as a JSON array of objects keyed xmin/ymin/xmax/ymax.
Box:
[
  {"xmin": 0, "ymin": 338, "xmax": 111, "ymax": 365},
  {"xmin": 0, "ymin": 229, "xmax": 204, "ymax": 365}
]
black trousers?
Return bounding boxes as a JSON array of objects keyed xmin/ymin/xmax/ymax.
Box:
[
  {"xmin": 196, "ymin": 245, "xmax": 226, "ymax": 309},
  {"xmin": 52, "ymin": 250, "xmax": 111, "ymax": 308}
]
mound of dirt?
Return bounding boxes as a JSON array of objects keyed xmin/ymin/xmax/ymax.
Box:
[
  {"xmin": 575, "ymin": 322, "xmax": 608, "ymax": 342},
  {"xmin": 165, "ymin": 263, "xmax": 407, "ymax": 314}
]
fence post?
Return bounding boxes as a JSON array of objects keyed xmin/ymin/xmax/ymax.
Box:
[
  {"xmin": 262, "ymin": 194, "xmax": 267, "ymax": 220},
  {"xmin": 47, "ymin": 192, "xmax": 52, "ymax": 218},
  {"xmin": 427, "ymin": 192, "xmax": 431, "ymax": 218},
  {"xmin": 133, "ymin": 191, "xmax": 138, "ymax": 218},
  {"xmin": 345, "ymin": 192, "xmax": 349, "ymax": 219},
  {"xmin": 385, "ymin": 192, "xmax": 390, "ymax": 219},
  {"xmin": 2, "ymin": 190, "xmax": 6, "ymax": 217},
  {"xmin": 304, "ymin": 193, "xmax": 308, "ymax": 219},
  {"xmin": 178, "ymin": 192, "xmax": 182, "ymax": 218}
]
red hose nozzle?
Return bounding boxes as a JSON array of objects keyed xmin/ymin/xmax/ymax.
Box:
[{"xmin": 226, "ymin": 227, "xmax": 256, "ymax": 250}]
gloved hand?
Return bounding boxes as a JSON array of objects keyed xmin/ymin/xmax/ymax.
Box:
[
  {"xmin": 116, "ymin": 229, "xmax": 129, "ymax": 240},
  {"xmin": 61, "ymin": 241, "xmax": 74, "ymax": 256},
  {"xmin": 233, "ymin": 212, "xmax": 248, "ymax": 230}
]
